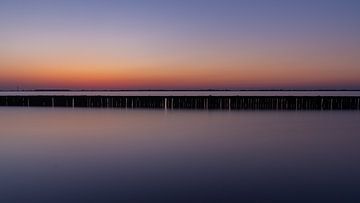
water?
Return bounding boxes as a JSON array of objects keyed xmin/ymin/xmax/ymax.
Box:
[
  {"xmin": 1, "ymin": 90, "xmax": 360, "ymax": 96},
  {"xmin": 1, "ymin": 107, "xmax": 360, "ymax": 202}
]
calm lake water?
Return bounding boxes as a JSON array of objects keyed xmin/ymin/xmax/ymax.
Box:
[{"xmin": 1, "ymin": 107, "xmax": 360, "ymax": 202}]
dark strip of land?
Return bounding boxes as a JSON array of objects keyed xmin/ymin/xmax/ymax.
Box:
[
  {"xmin": 0, "ymin": 96, "xmax": 359, "ymax": 110},
  {"xmin": 1, "ymin": 89, "xmax": 360, "ymax": 92}
]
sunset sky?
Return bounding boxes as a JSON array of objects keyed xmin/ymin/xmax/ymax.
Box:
[{"xmin": 1, "ymin": 0, "xmax": 360, "ymax": 90}]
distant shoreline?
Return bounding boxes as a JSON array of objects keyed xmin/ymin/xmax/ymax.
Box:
[{"xmin": 1, "ymin": 89, "xmax": 360, "ymax": 92}]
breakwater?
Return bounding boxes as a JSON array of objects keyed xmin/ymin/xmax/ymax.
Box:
[{"xmin": 0, "ymin": 96, "xmax": 359, "ymax": 110}]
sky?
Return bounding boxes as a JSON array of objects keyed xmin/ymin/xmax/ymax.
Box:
[{"xmin": 0, "ymin": 0, "xmax": 360, "ymax": 90}]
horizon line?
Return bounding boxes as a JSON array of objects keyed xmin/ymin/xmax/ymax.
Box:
[{"xmin": 1, "ymin": 89, "xmax": 360, "ymax": 92}]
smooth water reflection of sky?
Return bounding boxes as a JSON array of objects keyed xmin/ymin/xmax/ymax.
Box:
[{"xmin": 0, "ymin": 108, "xmax": 360, "ymax": 202}]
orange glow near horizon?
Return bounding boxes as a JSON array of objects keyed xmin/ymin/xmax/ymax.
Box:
[
  {"xmin": 2, "ymin": 51, "xmax": 360, "ymax": 90},
  {"xmin": 1, "ymin": 32, "xmax": 360, "ymax": 90}
]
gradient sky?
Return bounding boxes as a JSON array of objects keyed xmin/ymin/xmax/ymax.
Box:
[{"xmin": 1, "ymin": 0, "xmax": 360, "ymax": 90}]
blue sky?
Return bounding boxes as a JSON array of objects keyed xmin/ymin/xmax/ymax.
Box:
[{"xmin": 1, "ymin": 0, "xmax": 359, "ymax": 89}]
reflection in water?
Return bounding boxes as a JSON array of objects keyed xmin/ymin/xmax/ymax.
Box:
[{"xmin": 0, "ymin": 107, "xmax": 360, "ymax": 202}]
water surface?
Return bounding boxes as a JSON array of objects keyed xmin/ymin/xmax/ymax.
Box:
[{"xmin": 0, "ymin": 107, "xmax": 360, "ymax": 202}]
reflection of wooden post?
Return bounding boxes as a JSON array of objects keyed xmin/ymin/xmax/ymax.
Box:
[{"xmin": 165, "ymin": 98, "xmax": 167, "ymax": 110}]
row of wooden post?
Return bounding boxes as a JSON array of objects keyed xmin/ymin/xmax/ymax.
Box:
[{"xmin": 0, "ymin": 96, "xmax": 359, "ymax": 110}]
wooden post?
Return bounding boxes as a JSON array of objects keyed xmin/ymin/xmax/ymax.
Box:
[{"xmin": 228, "ymin": 98, "xmax": 231, "ymax": 111}]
